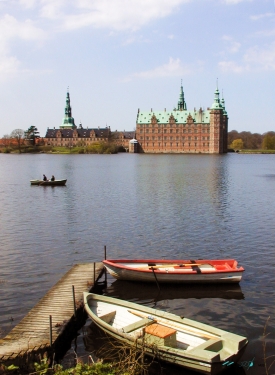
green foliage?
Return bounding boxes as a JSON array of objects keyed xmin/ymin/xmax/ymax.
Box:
[
  {"xmin": 262, "ymin": 133, "xmax": 275, "ymax": 150},
  {"xmin": 34, "ymin": 357, "xmax": 49, "ymax": 374},
  {"xmin": 53, "ymin": 363, "xmax": 119, "ymax": 375},
  {"xmin": 228, "ymin": 130, "xmax": 263, "ymax": 149},
  {"xmin": 86, "ymin": 143, "xmax": 119, "ymax": 154},
  {"xmin": 24, "ymin": 126, "xmax": 40, "ymax": 146},
  {"xmin": 230, "ymin": 138, "xmax": 244, "ymax": 150}
]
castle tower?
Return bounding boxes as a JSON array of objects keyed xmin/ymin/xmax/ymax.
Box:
[
  {"xmin": 221, "ymin": 95, "xmax": 228, "ymax": 153},
  {"xmin": 60, "ymin": 89, "xmax": 76, "ymax": 129},
  {"xmin": 177, "ymin": 81, "xmax": 187, "ymax": 111},
  {"xmin": 209, "ymin": 84, "xmax": 227, "ymax": 153}
]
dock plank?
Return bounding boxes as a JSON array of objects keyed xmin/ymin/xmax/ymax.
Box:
[{"xmin": 0, "ymin": 262, "xmax": 104, "ymax": 360}]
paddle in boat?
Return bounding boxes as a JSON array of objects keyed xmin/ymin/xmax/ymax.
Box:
[
  {"xmin": 30, "ymin": 179, "xmax": 67, "ymax": 186},
  {"xmin": 103, "ymin": 259, "xmax": 244, "ymax": 284},
  {"xmin": 83, "ymin": 293, "xmax": 248, "ymax": 375}
]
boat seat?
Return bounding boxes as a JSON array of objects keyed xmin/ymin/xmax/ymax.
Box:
[
  {"xmin": 98, "ymin": 311, "xmax": 116, "ymax": 324},
  {"xmin": 121, "ymin": 318, "xmax": 155, "ymax": 333}
]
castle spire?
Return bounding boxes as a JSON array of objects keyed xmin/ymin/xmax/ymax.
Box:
[
  {"xmin": 211, "ymin": 83, "xmax": 223, "ymax": 110},
  {"xmin": 178, "ymin": 80, "xmax": 187, "ymax": 110},
  {"xmin": 221, "ymin": 90, "xmax": 227, "ymax": 116},
  {"xmin": 60, "ymin": 89, "xmax": 76, "ymax": 129}
]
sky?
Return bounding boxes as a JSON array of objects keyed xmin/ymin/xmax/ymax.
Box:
[{"xmin": 0, "ymin": 0, "xmax": 274, "ymax": 138}]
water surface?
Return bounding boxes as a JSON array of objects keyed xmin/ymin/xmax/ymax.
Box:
[{"xmin": 0, "ymin": 153, "xmax": 274, "ymax": 374}]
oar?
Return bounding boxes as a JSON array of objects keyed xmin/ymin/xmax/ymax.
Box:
[
  {"xmin": 138, "ymin": 263, "xmax": 205, "ymax": 269},
  {"xmin": 128, "ymin": 310, "xmax": 218, "ymax": 340},
  {"xmin": 150, "ymin": 266, "xmax": 160, "ymax": 292}
]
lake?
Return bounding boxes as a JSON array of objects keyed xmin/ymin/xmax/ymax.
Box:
[{"xmin": 0, "ymin": 153, "xmax": 274, "ymax": 374}]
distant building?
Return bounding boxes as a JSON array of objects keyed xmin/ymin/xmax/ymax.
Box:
[
  {"xmin": 135, "ymin": 84, "xmax": 228, "ymax": 154},
  {"xmin": 45, "ymin": 91, "xmax": 113, "ymax": 147}
]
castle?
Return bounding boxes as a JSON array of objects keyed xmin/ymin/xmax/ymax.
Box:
[
  {"xmin": 45, "ymin": 85, "xmax": 228, "ymax": 154},
  {"xmin": 135, "ymin": 84, "xmax": 228, "ymax": 154},
  {"xmin": 45, "ymin": 91, "xmax": 134, "ymax": 149}
]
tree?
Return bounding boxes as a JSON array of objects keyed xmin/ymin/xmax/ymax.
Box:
[
  {"xmin": 1, "ymin": 134, "xmax": 10, "ymax": 147},
  {"xmin": 24, "ymin": 126, "xmax": 40, "ymax": 146},
  {"xmin": 10, "ymin": 129, "xmax": 24, "ymax": 153},
  {"xmin": 262, "ymin": 132, "xmax": 275, "ymax": 150},
  {"xmin": 230, "ymin": 139, "xmax": 244, "ymax": 151}
]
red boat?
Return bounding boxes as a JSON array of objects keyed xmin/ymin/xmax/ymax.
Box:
[{"xmin": 103, "ymin": 259, "xmax": 244, "ymax": 284}]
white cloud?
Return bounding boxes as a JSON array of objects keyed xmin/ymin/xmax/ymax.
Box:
[
  {"xmin": 126, "ymin": 57, "xmax": 193, "ymax": 80},
  {"xmin": 218, "ymin": 60, "xmax": 246, "ymax": 73},
  {"xmin": 219, "ymin": 42, "xmax": 275, "ymax": 72},
  {"xmin": 19, "ymin": 0, "xmax": 38, "ymax": 8},
  {"xmin": 244, "ymin": 42, "xmax": 275, "ymax": 70},
  {"xmin": 221, "ymin": 35, "xmax": 241, "ymax": 53},
  {"xmin": 46, "ymin": 0, "xmax": 190, "ymax": 31},
  {"xmin": 255, "ymin": 28, "xmax": 275, "ymax": 37},
  {"xmin": 0, "ymin": 14, "xmax": 47, "ymax": 79},
  {"xmin": 222, "ymin": 0, "xmax": 252, "ymax": 4},
  {"xmin": 0, "ymin": 14, "xmax": 46, "ymax": 42},
  {"xmin": 250, "ymin": 12, "xmax": 274, "ymax": 21}
]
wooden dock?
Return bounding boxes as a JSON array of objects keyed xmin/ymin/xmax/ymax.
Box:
[{"xmin": 0, "ymin": 262, "xmax": 105, "ymax": 362}]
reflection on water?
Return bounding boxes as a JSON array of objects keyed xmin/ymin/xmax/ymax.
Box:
[
  {"xmin": 106, "ymin": 279, "xmax": 245, "ymax": 302},
  {"xmin": 0, "ymin": 153, "xmax": 275, "ymax": 375}
]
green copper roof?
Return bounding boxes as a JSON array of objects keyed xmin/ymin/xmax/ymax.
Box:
[
  {"xmin": 137, "ymin": 109, "xmax": 211, "ymax": 124},
  {"xmin": 211, "ymin": 88, "xmax": 223, "ymax": 110},
  {"xmin": 60, "ymin": 91, "xmax": 76, "ymax": 129},
  {"xmin": 221, "ymin": 97, "xmax": 227, "ymax": 115},
  {"xmin": 178, "ymin": 84, "xmax": 187, "ymax": 110}
]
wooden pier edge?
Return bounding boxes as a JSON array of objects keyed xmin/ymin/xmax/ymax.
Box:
[{"xmin": 0, "ymin": 262, "xmax": 105, "ymax": 365}]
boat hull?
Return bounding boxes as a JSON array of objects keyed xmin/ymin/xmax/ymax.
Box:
[
  {"xmin": 83, "ymin": 293, "xmax": 248, "ymax": 375},
  {"xmin": 103, "ymin": 259, "xmax": 244, "ymax": 284},
  {"xmin": 30, "ymin": 179, "xmax": 67, "ymax": 186}
]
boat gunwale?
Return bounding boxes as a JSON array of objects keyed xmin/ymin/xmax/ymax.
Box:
[
  {"xmin": 103, "ymin": 259, "xmax": 245, "ymax": 275},
  {"xmin": 83, "ymin": 293, "xmax": 248, "ymax": 374}
]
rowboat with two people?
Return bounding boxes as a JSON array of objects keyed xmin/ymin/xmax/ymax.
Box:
[
  {"xmin": 83, "ymin": 293, "xmax": 248, "ymax": 375},
  {"xmin": 30, "ymin": 179, "xmax": 67, "ymax": 186},
  {"xmin": 103, "ymin": 259, "xmax": 244, "ymax": 284}
]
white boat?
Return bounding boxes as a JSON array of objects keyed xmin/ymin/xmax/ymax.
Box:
[
  {"xmin": 83, "ymin": 293, "xmax": 248, "ymax": 375},
  {"xmin": 103, "ymin": 259, "xmax": 244, "ymax": 284},
  {"xmin": 30, "ymin": 179, "xmax": 67, "ymax": 186}
]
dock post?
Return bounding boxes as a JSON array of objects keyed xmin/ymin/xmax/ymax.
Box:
[
  {"xmin": 49, "ymin": 315, "xmax": 52, "ymax": 347},
  {"xmin": 93, "ymin": 263, "xmax": 96, "ymax": 284},
  {"xmin": 104, "ymin": 245, "xmax": 107, "ymax": 283},
  {"xmin": 72, "ymin": 285, "xmax": 76, "ymax": 317}
]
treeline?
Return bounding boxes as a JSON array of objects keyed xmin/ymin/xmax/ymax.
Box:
[{"xmin": 228, "ymin": 130, "xmax": 275, "ymax": 150}]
